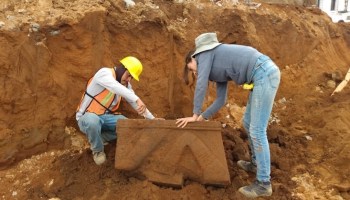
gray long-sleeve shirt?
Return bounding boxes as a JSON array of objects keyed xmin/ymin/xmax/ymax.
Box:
[{"xmin": 194, "ymin": 44, "xmax": 263, "ymax": 119}]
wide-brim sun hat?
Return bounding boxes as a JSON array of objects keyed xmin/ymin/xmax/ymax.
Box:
[{"xmin": 192, "ymin": 32, "xmax": 221, "ymax": 57}]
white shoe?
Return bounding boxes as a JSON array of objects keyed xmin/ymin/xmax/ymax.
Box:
[{"xmin": 93, "ymin": 151, "xmax": 106, "ymax": 165}]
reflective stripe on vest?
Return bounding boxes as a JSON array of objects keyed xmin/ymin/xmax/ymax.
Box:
[{"xmin": 77, "ymin": 68, "xmax": 122, "ymax": 115}]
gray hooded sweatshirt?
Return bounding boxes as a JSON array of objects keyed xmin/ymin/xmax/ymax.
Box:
[{"xmin": 194, "ymin": 44, "xmax": 263, "ymax": 119}]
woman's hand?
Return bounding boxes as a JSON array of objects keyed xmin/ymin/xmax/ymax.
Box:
[
  {"xmin": 136, "ymin": 99, "xmax": 146, "ymax": 115},
  {"xmin": 176, "ymin": 114, "xmax": 199, "ymax": 128},
  {"xmin": 197, "ymin": 115, "xmax": 205, "ymax": 121}
]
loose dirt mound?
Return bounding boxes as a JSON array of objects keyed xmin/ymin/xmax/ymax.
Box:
[{"xmin": 0, "ymin": 0, "xmax": 350, "ymax": 199}]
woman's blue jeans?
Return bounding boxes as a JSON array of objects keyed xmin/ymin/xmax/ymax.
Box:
[
  {"xmin": 243, "ymin": 55, "xmax": 281, "ymax": 183},
  {"xmin": 78, "ymin": 112, "xmax": 127, "ymax": 153}
]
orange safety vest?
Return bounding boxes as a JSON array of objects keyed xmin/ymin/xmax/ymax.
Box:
[{"xmin": 77, "ymin": 68, "xmax": 122, "ymax": 115}]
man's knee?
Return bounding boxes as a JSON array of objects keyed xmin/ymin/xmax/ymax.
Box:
[{"xmin": 79, "ymin": 113, "xmax": 101, "ymax": 132}]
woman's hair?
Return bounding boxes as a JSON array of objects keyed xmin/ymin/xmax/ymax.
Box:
[
  {"xmin": 183, "ymin": 50, "xmax": 195, "ymax": 85},
  {"xmin": 115, "ymin": 64, "xmax": 127, "ymax": 83}
]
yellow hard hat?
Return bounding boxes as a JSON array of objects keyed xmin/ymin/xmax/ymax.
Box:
[{"xmin": 120, "ymin": 56, "xmax": 143, "ymax": 81}]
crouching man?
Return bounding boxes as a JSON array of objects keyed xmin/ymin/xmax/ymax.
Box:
[{"xmin": 76, "ymin": 56, "xmax": 160, "ymax": 165}]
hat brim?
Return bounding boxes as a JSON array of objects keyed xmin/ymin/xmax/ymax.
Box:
[
  {"xmin": 192, "ymin": 43, "xmax": 221, "ymax": 57},
  {"xmin": 129, "ymin": 71, "xmax": 139, "ymax": 81}
]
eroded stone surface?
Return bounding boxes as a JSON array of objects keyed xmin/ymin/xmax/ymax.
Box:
[{"xmin": 115, "ymin": 119, "xmax": 230, "ymax": 187}]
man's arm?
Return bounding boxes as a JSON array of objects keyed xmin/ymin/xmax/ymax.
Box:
[
  {"xmin": 94, "ymin": 68, "xmax": 139, "ymax": 103},
  {"xmin": 126, "ymin": 83, "xmax": 155, "ymax": 119}
]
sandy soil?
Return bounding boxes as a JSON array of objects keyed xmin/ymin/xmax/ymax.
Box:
[{"xmin": 0, "ymin": 0, "xmax": 350, "ymax": 199}]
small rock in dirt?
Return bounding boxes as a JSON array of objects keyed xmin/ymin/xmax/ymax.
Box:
[
  {"xmin": 315, "ymin": 86, "xmax": 323, "ymax": 93},
  {"xmin": 6, "ymin": 15, "xmax": 15, "ymax": 20},
  {"xmin": 331, "ymin": 183, "xmax": 350, "ymax": 192},
  {"xmin": 18, "ymin": 9, "xmax": 26, "ymax": 13},
  {"xmin": 30, "ymin": 23, "xmax": 40, "ymax": 32},
  {"xmin": 124, "ymin": 0, "xmax": 135, "ymax": 8},
  {"xmin": 5, "ymin": 174, "xmax": 14, "ymax": 179},
  {"xmin": 50, "ymin": 30, "xmax": 60, "ymax": 36},
  {"xmin": 305, "ymin": 135, "xmax": 312, "ymax": 141},
  {"xmin": 331, "ymin": 71, "xmax": 343, "ymax": 82},
  {"xmin": 278, "ymin": 97, "xmax": 287, "ymax": 104},
  {"xmin": 326, "ymin": 80, "xmax": 336, "ymax": 88}
]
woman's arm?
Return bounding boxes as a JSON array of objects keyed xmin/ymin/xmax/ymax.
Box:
[{"xmin": 201, "ymin": 81, "xmax": 228, "ymax": 119}]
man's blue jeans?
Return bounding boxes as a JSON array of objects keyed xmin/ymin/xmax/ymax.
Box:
[
  {"xmin": 243, "ymin": 55, "xmax": 281, "ymax": 183},
  {"xmin": 78, "ymin": 112, "xmax": 127, "ymax": 153}
]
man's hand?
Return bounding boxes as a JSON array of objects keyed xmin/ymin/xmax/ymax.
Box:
[
  {"xmin": 136, "ymin": 99, "xmax": 146, "ymax": 115},
  {"xmin": 176, "ymin": 114, "xmax": 198, "ymax": 128},
  {"xmin": 153, "ymin": 118, "xmax": 165, "ymax": 120}
]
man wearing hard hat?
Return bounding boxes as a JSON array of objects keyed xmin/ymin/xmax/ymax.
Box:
[{"xmin": 76, "ymin": 56, "xmax": 159, "ymax": 165}]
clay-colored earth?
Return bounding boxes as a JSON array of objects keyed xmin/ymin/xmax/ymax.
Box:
[{"xmin": 0, "ymin": 0, "xmax": 349, "ymax": 199}]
